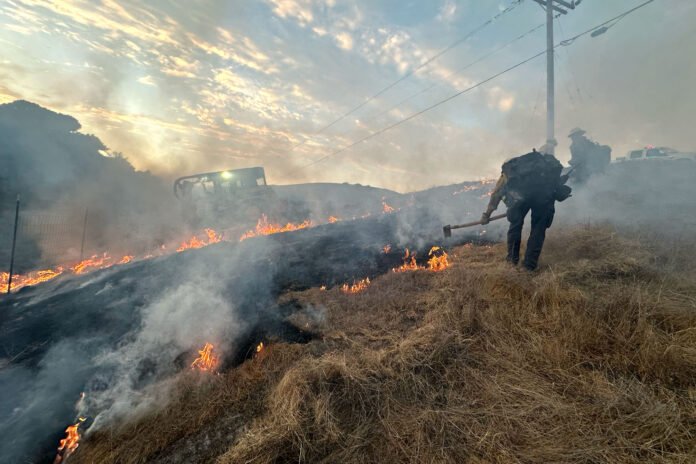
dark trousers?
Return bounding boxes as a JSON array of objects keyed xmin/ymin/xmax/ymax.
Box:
[{"xmin": 506, "ymin": 199, "xmax": 555, "ymax": 270}]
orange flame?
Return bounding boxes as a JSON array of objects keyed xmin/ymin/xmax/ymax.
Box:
[
  {"xmin": 71, "ymin": 253, "xmax": 112, "ymax": 275},
  {"xmin": 427, "ymin": 246, "xmax": 450, "ymax": 272},
  {"xmin": 341, "ymin": 277, "xmax": 371, "ymax": 294},
  {"xmin": 3, "ymin": 208, "xmax": 345, "ymax": 294},
  {"xmin": 177, "ymin": 228, "xmax": 222, "ymax": 252},
  {"xmin": 191, "ymin": 342, "xmax": 220, "ymax": 372},
  {"xmin": 2, "ymin": 227, "xmax": 227, "ymax": 294},
  {"xmin": 239, "ymin": 215, "xmax": 312, "ymax": 241},
  {"xmin": 55, "ymin": 417, "xmax": 85, "ymax": 461},
  {"xmin": 382, "ymin": 200, "xmax": 395, "ymax": 214},
  {"xmin": 1, "ymin": 268, "xmax": 65, "ymax": 292},
  {"xmin": 452, "ymin": 178, "xmax": 497, "ymax": 196},
  {"xmin": 256, "ymin": 342, "xmax": 264, "ymax": 353},
  {"xmin": 382, "ymin": 244, "xmax": 391, "ymax": 254},
  {"xmin": 392, "ymin": 249, "xmax": 423, "ymax": 273}
]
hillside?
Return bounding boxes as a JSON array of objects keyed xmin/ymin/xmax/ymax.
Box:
[
  {"xmin": 71, "ymin": 226, "xmax": 696, "ymax": 463},
  {"xmin": 0, "ymin": 100, "xmax": 178, "ymax": 268}
]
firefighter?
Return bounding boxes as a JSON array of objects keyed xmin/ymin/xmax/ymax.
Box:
[
  {"xmin": 480, "ymin": 149, "xmax": 570, "ymax": 271},
  {"xmin": 568, "ymin": 128, "xmax": 611, "ymax": 183}
]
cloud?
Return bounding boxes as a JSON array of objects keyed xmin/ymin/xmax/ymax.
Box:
[
  {"xmin": 437, "ymin": 0, "xmax": 458, "ymax": 23},
  {"xmin": 267, "ymin": 0, "xmax": 315, "ymax": 26},
  {"xmin": 137, "ymin": 75, "xmax": 157, "ymax": 86},
  {"xmin": 334, "ymin": 31, "xmax": 354, "ymax": 50},
  {"xmin": 487, "ymin": 86, "xmax": 516, "ymax": 113}
]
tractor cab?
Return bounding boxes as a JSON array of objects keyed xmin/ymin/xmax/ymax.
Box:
[{"xmin": 174, "ymin": 167, "xmax": 279, "ymax": 227}]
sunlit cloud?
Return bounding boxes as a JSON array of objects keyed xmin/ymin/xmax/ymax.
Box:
[
  {"xmin": 334, "ymin": 31, "xmax": 354, "ymax": 50},
  {"xmin": 0, "ymin": 0, "xmax": 693, "ymax": 190}
]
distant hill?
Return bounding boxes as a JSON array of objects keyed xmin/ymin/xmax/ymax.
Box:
[
  {"xmin": 0, "ymin": 100, "xmax": 177, "ymax": 267},
  {"xmin": 272, "ymin": 182, "xmax": 401, "ymax": 220}
]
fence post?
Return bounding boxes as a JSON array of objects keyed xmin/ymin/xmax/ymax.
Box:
[
  {"xmin": 79, "ymin": 208, "xmax": 88, "ymax": 262},
  {"xmin": 6, "ymin": 194, "xmax": 20, "ymax": 294}
]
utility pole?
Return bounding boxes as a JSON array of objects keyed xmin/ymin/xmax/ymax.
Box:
[
  {"xmin": 533, "ymin": 0, "xmax": 582, "ymax": 155},
  {"xmin": 546, "ymin": 0, "xmax": 555, "ymax": 154}
]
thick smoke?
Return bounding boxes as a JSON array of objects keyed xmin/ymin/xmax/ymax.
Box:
[
  {"xmin": 0, "ymin": 237, "xmax": 276, "ymax": 462},
  {"xmin": 85, "ymin": 276, "xmax": 247, "ymax": 430},
  {"xmin": 558, "ymin": 162, "xmax": 696, "ymax": 233},
  {"xmin": 0, "ymin": 100, "xmax": 184, "ymax": 268}
]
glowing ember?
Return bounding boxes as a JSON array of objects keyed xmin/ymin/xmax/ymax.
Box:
[
  {"xmin": 191, "ymin": 342, "xmax": 220, "ymax": 372},
  {"xmin": 427, "ymin": 246, "xmax": 450, "ymax": 272},
  {"xmin": 55, "ymin": 417, "xmax": 85, "ymax": 462},
  {"xmin": 256, "ymin": 342, "xmax": 264, "ymax": 353},
  {"xmin": 118, "ymin": 255, "xmax": 134, "ymax": 265},
  {"xmin": 341, "ymin": 277, "xmax": 371, "ymax": 294},
  {"xmin": 382, "ymin": 200, "xmax": 395, "ymax": 213},
  {"xmin": 383, "ymin": 244, "xmax": 392, "ymax": 254},
  {"xmin": 177, "ymin": 228, "xmax": 223, "ymax": 252},
  {"xmin": 239, "ymin": 215, "xmax": 313, "ymax": 241},
  {"xmin": 392, "ymin": 249, "xmax": 423, "ymax": 273},
  {"xmin": 328, "ymin": 216, "xmax": 339, "ymax": 224}
]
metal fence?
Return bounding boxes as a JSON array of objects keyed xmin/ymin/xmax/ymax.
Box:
[{"xmin": 2, "ymin": 196, "xmax": 89, "ymax": 288}]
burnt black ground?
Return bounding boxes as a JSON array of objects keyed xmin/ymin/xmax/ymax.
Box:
[{"xmin": 0, "ymin": 209, "xmax": 485, "ymax": 464}]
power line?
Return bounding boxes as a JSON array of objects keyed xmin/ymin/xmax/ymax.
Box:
[
  {"xmin": 364, "ymin": 20, "xmax": 548, "ymax": 125},
  {"xmin": 290, "ymin": 0, "xmax": 525, "ymax": 150},
  {"xmin": 292, "ymin": 51, "xmax": 547, "ymax": 173},
  {"xmin": 555, "ymin": 16, "xmax": 584, "ymax": 103},
  {"xmin": 291, "ymin": 0, "xmax": 658, "ymax": 173}
]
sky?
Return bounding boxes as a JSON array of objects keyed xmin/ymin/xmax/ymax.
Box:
[{"xmin": 1, "ymin": 0, "xmax": 695, "ymax": 192}]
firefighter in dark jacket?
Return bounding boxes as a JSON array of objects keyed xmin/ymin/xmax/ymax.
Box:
[
  {"xmin": 481, "ymin": 149, "xmax": 570, "ymax": 271},
  {"xmin": 568, "ymin": 128, "xmax": 611, "ymax": 183}
]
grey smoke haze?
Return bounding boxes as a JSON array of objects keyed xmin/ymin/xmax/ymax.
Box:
[
  {"xmin": 0, "ymin": 237, "xmax": 276, "ymax": 462},
  {"xmin": 0, "ymin": 100, "xmax": 185, "ymax": 269}
]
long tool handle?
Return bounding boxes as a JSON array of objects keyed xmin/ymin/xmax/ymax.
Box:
[{"xmin": 451, "ymin": 212, "xmax": 507, "ymax": 230}]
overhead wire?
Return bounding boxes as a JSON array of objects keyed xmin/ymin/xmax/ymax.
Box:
[
  {"xmin": 556, "ymin": 15, "xmax": 584, "ymax": 102},
  {"xmin": 363, "ymin": 20, "xmax": 548, "ymax": 125},
  {"xmin": 289, "ymin": 0, "xmax": 525, "ymax": 150},
  {"xmin": 290, "ymin": 0, "xmax": 658, "ymax": 173}
]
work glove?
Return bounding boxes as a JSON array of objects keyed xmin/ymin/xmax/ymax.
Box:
[{"xmin": 480, "ymin": 211, "xmax": 491, "ymax": 225}]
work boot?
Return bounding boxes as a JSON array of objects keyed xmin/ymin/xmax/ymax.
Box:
[{"xmin": 522, "ymin": 263, "xmax": 540, "ymax": 274}]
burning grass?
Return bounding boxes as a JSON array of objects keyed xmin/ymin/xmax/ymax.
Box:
[
  {"xmin": 239, "ymin": 214, "xmax": 313, "ymax": 242},
  {"xmin": 340, "ymin": 277, "xmax": 371, "ymax": 294},
  {"xmin": 191, "ymin": 342, "xmax": 220, "ymax": 373},
  {"xmin": 72, "ymin": 227, "xmax": 696, "ymax": 464},
  {"xmin": 54, "ymin": 417, "xmax": 85, "ymax": 463}
]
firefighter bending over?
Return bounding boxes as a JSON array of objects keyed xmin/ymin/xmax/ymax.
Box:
[
  {"xmin": 481, "ymin": 149, "xmax": 571, "ymax": 271},
  {"xmin": 568, "ymin": 128, "xmax": 611, "ymax": 183}
]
